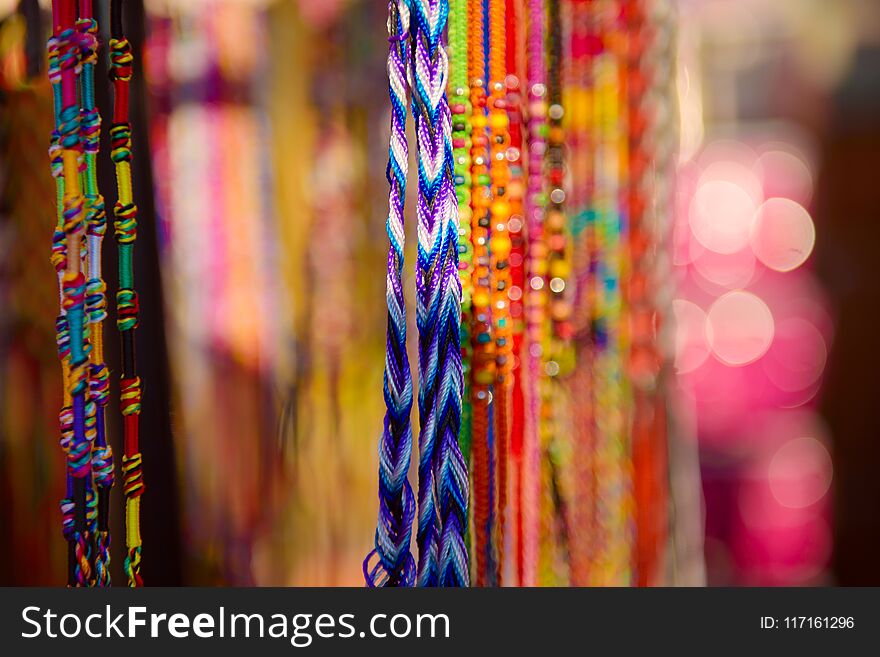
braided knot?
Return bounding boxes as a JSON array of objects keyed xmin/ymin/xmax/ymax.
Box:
[
  {"xmin": 114, "ymin": 202, "xmax": 138, "ymax": 244},
  {"xmin": 86, "ymin": 278, "xmax": 107, "ymax": 324},
  {"xmin": 62, "ymin": 272, "xmax": 86, "ymax": 313},
  {"xmin": 120, "ymin": 377, "xmax": 142, "ymax": 416},
  {"xmin": 68, "ymin": 435, "xmax": 91, "ymax": 479},
  {"xmin": 48, "ymin": 132, "xmax": 64, "ymax": 177},
  {"xmin": 80, "ymin": 107, "xmax": 101, "ymax": 154},
  {"xmin": 47, "ymin": 36, "xmax": 61, "ymax": 85},
  {"xmin": 76, "ymin": 18, "xmax": 99, "ymax": 65},
  {"xmin": 109, "ymin": 38, "xmax": 133, "ymax": 81},
  {"xmin": 55, "ymin": 314, "xmax": 70, "ymax": 360},
  {"xmin": 92, "ymin": 445, "xmax": 115, "ymax": 488},
  {"xmin": 57, "ymin": 27, "xmax": 81, "ymax": 74},
  {"xmin": 116, "ymin": 288, "xmax": 139, "ymax": 331},
  {"xmin": 50, "ymin": 229, "xmax": 68, "ymax": 278},
  {"xmin": 86, "ymin": 193, "xmax": 106, "ymax": 236},
  {"xmin": 58, "ymin": 405, "xmax": 74, "ymax": 452},
  {"xmin": 62, "ymin": 188, "xmax": 84, "ymax": 237},
  {"xmin": 95, "ymin": 531, "xmax": 112, "ymax": 587},
  {"xmin": 110, "ymin": 123, "xmax": 132, "ymax": 163},
  {"xmin": 60, "ymin": 498, "xmax": 75, "ymax": 540},
  {"xmin": 74, "ymin": 531, "xmax": 91, "ymax": 587},
  {"xmin": 122, "ymin": 451, "xmax": 145, "ymax": 498},
  {"xmin": 89, "ymin": 363, "xmax": 110, "ymax": 407},
  {"xmin": 84, "ymin": 398, "xmax": 98, "ymax": 446},
  {"xmin": 125, "ymin": 547, "xmax": 143, "ymax": 588},
  {"xmin": 58, "ymin": 104, "xmax": 81, "ymax": 150}
]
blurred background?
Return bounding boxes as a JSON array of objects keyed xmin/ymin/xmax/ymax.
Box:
[{"xmin": 0, "ymin": 0, "xmax": 878, "ymax": 585}]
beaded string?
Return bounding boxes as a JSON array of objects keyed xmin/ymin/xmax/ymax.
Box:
[
  {"xmin": 566, "ymin": 0, "xmax": 598, "ymax": 587},
  {"xmin": 487, "ymin": 0, "xmax": 512, "ymax": 586},
  {"xmin": 109, "ymin": 0, "xmax": 146, "ymax": 587},
  {"xmin": 646, "ymin": 0, "xmax": 677, "ymax": 587},
  {"xmin": 504, "ymin": 0, "xmax": 527, "ymax": 587},
  {"xmin": 50, "ymin": 0, "xmax": 94, "ymax": 588},
  {"xmin": 625, "ymin": 0, "xmax": 655, "ymax": 587},
  {"xmin": 545, "ymin": 0, "xmax": 573, "ymax": 381},
  {"xmin": 411, "ymin": 0, "xmax": 469, "ymax": 588},
  {"xmin": 522, "ymin": 0, "xmax": 547, "ymax": 588},
  {"xmin": 467, "ymin": 0, "xmax": 495, "ymax": 587},
  {"xmin": 538, "ymin": 0, "xmax": 573, "ymax": 585},
  {"xmin": 449, "ymin": 0, "xmax": 475, "ymax": 571},
  {"xmin": 78, "ymin": 0, "xmax": 114, "ymax": 588},
  {"xmin": 626, "ymin": 0, "xmax": 674, "ymax": 587},
  {"xmin": 365, "ymin": 0, "xmax": 417, "ymax": 588},
  {"xmin": 592, "ymin": 0, "xmax": 634, "ymax": 585}
]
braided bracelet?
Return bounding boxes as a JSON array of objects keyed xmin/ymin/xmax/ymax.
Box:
[{"xmin": 364, "ymin": 0, "xmax": 416, "ymax": 589}]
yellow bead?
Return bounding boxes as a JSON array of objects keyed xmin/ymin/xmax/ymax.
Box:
[
  {"xmin": 473, "ymin": 291, "xmax": 491, "ymax": 308},
  {"xmin": 550, "ymin": 259, "xmax": 571, "ymax": 278},
  {"xmin": 490, "ymin": 199, "xmax": 510, "ymax": 219},
  {"xmin": 490, "ymin": 234, "xmax": 512, "ymax": 260},
  {"xmin": 474, "ymin": 370, "xmax": 495, "ymax": 386},
  {"xmin": 489, "ymin": 112, "xmax": 509, "ymax": 131},
  {"xmin": 546, "ymin": 210, "xmax": 565, "ymax": 231},
  {"xmin": 471, "ymin": 114, "xmax": 488, "ymax": 129},
  {"xmin": 551, "ymin": 300, "xmax": 571, "ymax": 321}
]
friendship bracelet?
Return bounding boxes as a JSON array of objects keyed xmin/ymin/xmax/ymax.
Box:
[
  {"xmin": 50, "ymin": 0, "xmax": 94, "ymax": 588},
  {"xmin": 411, "ymin": 0, "xmax": 469, "ymax": 588},
  {"xmin": 365, "ymin": 0, "xmax": 417, "ymax": 588},
  {"xmin": 77, "ymin": 0, "xmax": 114, "ymax": 588},
  {"xmin": 109, "ymin": 0, "xmax": 146, "ymax": 587},
  {"xmin": 367, "ymin": 0, "xmax": 468, "ymax": 589}
]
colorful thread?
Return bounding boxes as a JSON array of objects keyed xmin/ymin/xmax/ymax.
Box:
[
  {"xmin": 365, "ymin": 0, "xmax": 417, "ymax": 588},
  {"xmin": 110, "ymin": 0, "xmax": 145, "ymax": 587}
]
